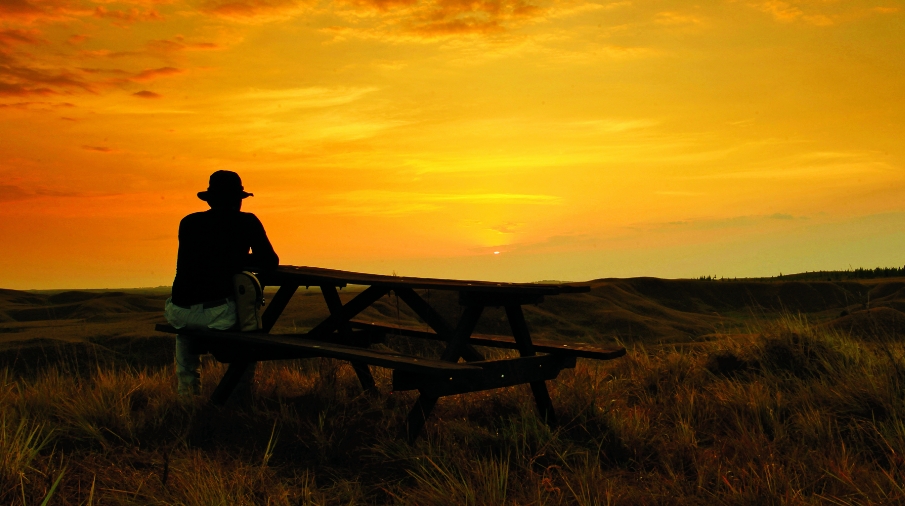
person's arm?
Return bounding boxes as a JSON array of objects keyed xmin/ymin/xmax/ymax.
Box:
[{"xmin": 246, "ymin": 215, "xmax": 279, "ymax": 272}]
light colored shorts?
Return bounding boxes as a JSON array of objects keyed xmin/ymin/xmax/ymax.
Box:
[{"xmin": 164, "ymin": 297, "xmax": 237, "ymax": 331}]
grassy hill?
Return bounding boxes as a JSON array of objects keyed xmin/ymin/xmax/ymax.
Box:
[
  {"xmin": 5, "ymin": 276, "xmax": 903, "ymax": 367},
  {"xmin": 2, "ymin": 278, "xmax": 905, "ymax": 504}
]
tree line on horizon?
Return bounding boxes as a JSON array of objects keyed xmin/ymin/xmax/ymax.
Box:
[{"xmin": 697, "ymin": 266, "xmax": 905, "ymax": 282}]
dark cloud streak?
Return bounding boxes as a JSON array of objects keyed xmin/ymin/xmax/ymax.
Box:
[
  {"xmin": 0, "ymin": 82, "xmax": 56, "ymax": 96},
  {"xmin": 335, "ymin": 0, "xmax": 549, "ymax": 38},
  {"xmin": 132, "ymin": 89, "xmax": 161, "ymax": 98},
  {"xmin": 0, "ymin": 28, "xmax": 43, "ymax": 48},
  {"xmin": 131, "ymin": 66, "xmax": 182, "ymax": 82},
  {"xmin": 93, "ymin": 6, "xmax": 163, "ymax": 25},
  {"xmin": 0, "ymin": 184, "xmax": 84, "ymax": 202},
  {"xmin": 0, "ymin": 56, "xmax": 94, "ymax": 97},
  {"xmin": 147, "ymin": 36, "xmax": 221, "ymax": 53},
  {"xmin": 0, "ymin": 0, "xmax": 83, "ymax": 22},
  {"xmin": 0, "ymin": 0, "xmax": 47, "ymax": 19},
  {"xmin": 81, "ymin": 145, "xmax": 115, "ymax": 152}
]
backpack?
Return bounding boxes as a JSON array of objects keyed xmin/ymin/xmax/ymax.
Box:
[{"xmin": 233, "ymin": 271, "xmax": 264, "ymax": 331}]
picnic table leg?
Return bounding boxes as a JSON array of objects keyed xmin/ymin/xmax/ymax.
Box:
[
  {"xmin": 440, "ymin": 304, "xmax": 484, "ymax": 362},
  {"xmin": 321, "ymin": 285, "xmax": 378, "ymax": 395},
  {"xmin": 211, "ymin": 361, "xmax": 252, "ymax": 405},
  {"xmin": 403, "ymin": 303, "xmax": 485, "ymax": 442},
  {"xmin": 405, "ymin": 395, "xmax": 438, "ymax": 444},
  {"xmin": 505, "ymin": 304, "xmax": 558, "ymax": 427}
]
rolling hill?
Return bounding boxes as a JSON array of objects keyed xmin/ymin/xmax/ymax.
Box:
[{"xmin": 1, "ymin": 277, "xmax": 903, "ymax": 375}]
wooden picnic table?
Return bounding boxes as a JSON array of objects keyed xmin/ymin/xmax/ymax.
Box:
[{"xmin": 156, "ymin": 265, "xmax": 626, "ymax": 441}]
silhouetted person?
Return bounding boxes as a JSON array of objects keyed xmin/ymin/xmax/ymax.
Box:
[{"xmin": 164, "ymin": 170, "xmax": 278, "ymax": 396}]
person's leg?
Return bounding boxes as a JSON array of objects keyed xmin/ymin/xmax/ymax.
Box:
[
  {"xmin": 167, "ymin": 298, "xmax": 248, "ymax": 400},
  {"xmin": 167, "ymin": 298, "xmax": 214, "ymax": 397},
  {"xmin": 175, "ymin": 334, "xmax": 202, "ymax": 396},
  {"xmin": 204, "ymin": 299, "xmax": 257, "ymax": 405}
]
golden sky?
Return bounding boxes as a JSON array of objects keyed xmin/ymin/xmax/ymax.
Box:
[{"xmin": 1, "ymin": 0, "xmax": 903, "ymax": 288}]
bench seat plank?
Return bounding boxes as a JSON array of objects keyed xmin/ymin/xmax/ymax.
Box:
[
  {"xmin": 349, "ymin": 321, "xmax": 626, "ymax": 360},
  {"xmin": 155, "ymin": 324, "xmax": 481, "ymax": 378},
  {"xmin": 393, "ymin": 354, "xmax": 577, "ymax": 397}
]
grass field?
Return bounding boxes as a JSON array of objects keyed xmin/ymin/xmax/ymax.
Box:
[{"xmin": 2, "ymin": 278, "xmax": 905, "ymax": 504}]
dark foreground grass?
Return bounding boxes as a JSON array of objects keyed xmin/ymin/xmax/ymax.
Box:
[{"xmin": 3, "ymin": 314, "xmax": 905, "ymax": 505}]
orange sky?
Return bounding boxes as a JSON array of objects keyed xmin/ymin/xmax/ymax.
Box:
[{"xmin": 1, "ymin": 0, "xmax": 903, "ymax": 289}]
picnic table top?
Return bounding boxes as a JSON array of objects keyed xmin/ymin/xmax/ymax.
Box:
[{"xmin": 258, "ymin": 265, "xmax": 591, "ymax": 295}]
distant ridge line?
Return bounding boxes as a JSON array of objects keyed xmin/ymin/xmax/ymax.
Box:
[{"xmin": 685, "ymin": 266, "xmax": 905, "ymax": 283}]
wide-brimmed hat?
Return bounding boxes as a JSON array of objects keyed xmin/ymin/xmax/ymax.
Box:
[{"xmin": 197, "ymin": 170, "xmax": 253, "ymax": 201}]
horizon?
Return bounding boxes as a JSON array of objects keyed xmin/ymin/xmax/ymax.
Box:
[
  {"xmin": 2, "ymin": 1, "xmax": 903, "ymax": 290},
  {"xmin": 8, "ymin": 265, "xmax": 905, "ymax": 292}
]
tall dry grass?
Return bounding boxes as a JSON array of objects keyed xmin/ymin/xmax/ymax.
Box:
[{"xmin": 2, "ymin": 313, "xmax": 905, "ymax": 504}]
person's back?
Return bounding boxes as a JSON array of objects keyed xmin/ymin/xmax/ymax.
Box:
[
  {"xmin": 165, "ymin": 170, "xmax": 278, "ymax": 396},
  {"xmin": 172, "ymin": 210, "xmax": 277, "ymax": 307}
]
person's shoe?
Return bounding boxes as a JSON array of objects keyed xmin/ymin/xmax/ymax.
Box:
[{"xmin": 177, "ymin": 374, "xmax": 202, "ymax": 397}]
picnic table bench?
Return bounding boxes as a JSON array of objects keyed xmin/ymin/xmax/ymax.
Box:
[{"xmin": 155, "ymin": 265, "xmax": 626, "ymax": 441}]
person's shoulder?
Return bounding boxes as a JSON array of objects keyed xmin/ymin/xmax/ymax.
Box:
[
  {"xmin": 238, "ymin": 211, "xmax": 264, "ymax": 226},
  {"xmin": 179, "ymin": 211, "xmax": 209, "ymax": 226},
  {"xmin": 181, "ymin": 211, "xmax": 209, "ymax": 220}
]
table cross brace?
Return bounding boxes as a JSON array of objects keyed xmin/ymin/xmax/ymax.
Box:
[
  {"xmin": 306, "ymin": 285, "xmax": 390, "ymax": 340},
  {"xmin": 321, "ymin": 285, "xmax": 378, "ymax": 394},
  {"xmin": 393, "ymin": 287, "xmax": 484, "ymax": 362}
]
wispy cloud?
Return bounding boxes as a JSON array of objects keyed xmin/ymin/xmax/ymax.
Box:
[
  {"xmin": 753, "ymin": 0, "xmax": 805, "ymax": 23},
  {"xmin": 0, "ymin": 28, "xmax": 43, "ymax": 48},
  {"xmin": 684, "ymin": 151, "xmax": 893, "ymax": 180},
  {"xmin": 489, "ymin": 222, "xmax": 522, "ymax": 234},
  {"xmin": 475, "ymin": 210, "xmax": 815, "ymax": 258},
  {"xmin": 654, "ymin": 11, "xmax": 703, "ymax": 26},
  {"xmin": 67, "ymin": 34, "xmax": 89, "ymax": 45},
  {"xmin": 0, "ymin": 57, "xmax": 93, "ymax": 96},
  {"xmin": 0, "ymin": 28, "xmax": 183, "ymax": 100},
  {"xmin": 747, "ymin": 1, "xmax": 896, "ymax": 26},
  {"xmin": 646, "ymin": 213, "xmax": 807, "ymax": 232},
  {"xmin": 234, "ymin": 86, "xmax": 379, "ymax": 111},
  {"xmin": 567, "ymin": 118, "xmax": 658, "ymax": 133},
  {"xmin": 1, "ymin": 0, "xmax": 168, "ymax": 24},
  {"xmin": 0, "ymin": 100, "xmax": 73, "ymax": 109},
  {"xmin": 326, "ymin": 0, "xmax": 581, "ymax": 40},
  {"xmin": 146, "ymin": 36, "xmax": 222, "ymax": 53},
  {"xmin": 0, "ymin": 0, "xmax": 79, "ymax": 23},
  {"xmin": 76, "ymin": 36, "xmax": 224, "ymax": 61},
  {"xmin": 0, "ymin": 183, "xmax": 96, "ymax": 202},
  {"xmin": 0, "ymin": 184, "xmax": 30, "ymax": 202},
  {"xmin": 130, "ymin": 66, "xmax": 183, "ymax": 82},
  {"xmin": 408, "ymin": 0, "xmax": 543, "ymax": 36},
  {"xmin": 318, "ymin": 190, "xmax": 561, "ymax": 216},
  {"xmin": 93, "ymin": 6, "xmax": 163, "ymax": 25},
  {"xmin": 654, "ymin": 191, "xmax": 704, "ymax": 197},
  {"xmin": 200, "ymin": 0, "xmax": 315, "ymax": 21}
]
